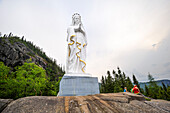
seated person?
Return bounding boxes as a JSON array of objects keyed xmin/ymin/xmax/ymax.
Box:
[
  {"xmin": 131, "ymin": 85, "xmax": 140, "ymax": 94},
  {"xmin": 124, "ymin": 87, "xmax": 127, "ymax": 92}
]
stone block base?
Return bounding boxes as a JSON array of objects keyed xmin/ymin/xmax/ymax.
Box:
[{"xmin": 58, "ymin": 74, "xmax": 100, "ymax": 96}]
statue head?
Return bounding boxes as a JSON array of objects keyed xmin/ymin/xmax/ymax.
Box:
[{"xmin": 72, "ymin": 13, "xmax": 81, "ymax": 25}]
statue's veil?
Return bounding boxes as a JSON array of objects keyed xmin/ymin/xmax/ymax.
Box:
[{"xmin": 71, "ymin": 13, "xmax": 86, "ymax": 36}]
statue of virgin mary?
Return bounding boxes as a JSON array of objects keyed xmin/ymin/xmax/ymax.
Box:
[{"xmin": 66, "ymin": 13, "xmax": 87, "ymax": 74}]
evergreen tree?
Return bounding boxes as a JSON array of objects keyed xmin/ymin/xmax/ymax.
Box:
[
  {"xmin": 144, "ymin": 85, "xmax": 149, "ymax": 96},
  {"xmin": 99, "ymin": 67, "xmax": 170, "ymax": 101},
  {"xmin": 114, "ymin": 79, "xmax": 123, "ymax": 93},
  {"xmin": 147, "ymin": 73, "xmax": 159, "ymax": 99},
  {"xmin": 106, "ymin": 71, "xmax": 114, "ymax": 93},
  {"xmin": 21, "ymin": 36, "xmax": 24, "ymax": 41},
  {"xmin": 113, "ymin": 68, "xmax": 121, "ymax": 92},
  {"xmin": 100, "ymin": 76, "xmax": 105, "ymax": 93},
  {"xmin": 132, "ymin": 74, "xmax": 141, "ymax": 90},
  {"xmin": 162, "ymin": 82, "xmax": 167, "ymax": 92},
  {"xmin": 167, "ymin": 86, "xmax": 170, "ymax": 101},
  {"xmin": 112, "ymin": 69, "xmax": 116, "ymax": 75},
  {"xmin": 125, "ymin": 77, "xmax": 133, "ymax": 91},
  {"xmin": 161, "ymin": 82, "xmax": 168, "ymax": 100},
  {"xmin": 117, "ymin": 67, "xmax": 121, "ymax": 75}
]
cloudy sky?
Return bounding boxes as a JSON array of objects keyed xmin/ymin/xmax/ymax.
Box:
[{"xmin": 0, "ymin": 0, "xmax": 170, "ymax": 82}]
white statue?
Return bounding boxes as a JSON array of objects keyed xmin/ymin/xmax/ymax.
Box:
[{"xmin": 66, "ymin": 13, "xmax": 87, "ymax": 74}]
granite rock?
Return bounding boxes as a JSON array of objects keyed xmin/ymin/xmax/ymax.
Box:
[
  {"xmin": 0, "ymin": 38, "xmax": 47, "ymax": 69},
  {"xmin": 2, "ymin": 93, "xmax": 170, "ymax": 113},
  {"xmin": 0, "ymin": 99, "xmax": 13, "ymax": 112}
]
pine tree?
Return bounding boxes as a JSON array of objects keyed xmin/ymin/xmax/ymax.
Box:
[
  {"xmin": 162, "ymin": 82, "xmax": 167, "ymax": 92},
  {"xmin": 145, "ymin": 85, "xmax": 149, "ymax": 96},
  {"xmin": 113, "ymin": 68, "xmax": 123, "ymax": 92},
  {"xmin": 161, "ymin": 82, "xmax": 168, "ymax": 100},
  {"xmin": 125, "ymin": 77, "xmax": 133, "ymax": 91},
  {"xmin": 100, "ymin": 75, "xmax": 105, "ymax": 93},
  {"xmin": 132, "ymin": 74, "xmax": 140, "ymax": 89},
  {"xmin": 106, "ymin": 71, "xmax": 114, "ymax": 93},
  {"xmin": 132, "ymin": 74, "xmax": 144, "ymax": 93},
  {"xmin": 167, "ymin": 86, "xmax": 170, "ymax": 101},
  {"xmin": 112, "ymin": 69, "xmax": 116, "ymax": 75},
  {"xmin": 117, "ymin": 67, "xmax": 121, "ymax": 75},
  {"xmin": 147, "ymin": 73, "xmax": 159, "ymax": 99}
]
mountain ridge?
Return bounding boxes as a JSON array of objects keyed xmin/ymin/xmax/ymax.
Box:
[
  {"xmin": 139, "ymin": 79, "xmax": 170, "ymax": 90},
  {"xmin": 0, "ymin": 33, "xmax": 64, "ymax": 80}
]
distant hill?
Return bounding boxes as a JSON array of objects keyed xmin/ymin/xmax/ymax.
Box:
[
  {"xmin": 139, "ymin": 79, "xmax": 170, "ymax": 90},
  {"xmin": 0, "ymin": 33, "xmax": 64, "ymax": 81}
]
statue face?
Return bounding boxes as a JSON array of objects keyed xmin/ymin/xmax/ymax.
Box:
[{"xmin": 74, "ymin": 15, "xmax": 80, "ymax": 25}]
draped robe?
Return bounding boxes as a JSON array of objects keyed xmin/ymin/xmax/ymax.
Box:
[{"xmin": 66, "ymin": 25, "xmax": 87, "ymax": 74}]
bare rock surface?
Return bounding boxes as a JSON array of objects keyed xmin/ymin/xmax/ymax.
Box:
[
  {"xmin": 0, "ymin": 99, "xmax": 13, "ymax": 112},
  {"xmin": 1, "ymin": 92, "xmax": 170, "ymax": 113},
  {"xmin": 0, "ymin": 38, "xmax": 47, "ymax": 69}
]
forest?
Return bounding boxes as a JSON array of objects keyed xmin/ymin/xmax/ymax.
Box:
[
  {"xmin": 0, "ymin": 61, "xmax": 62, "ymax": 99},
  {"xmin": 100, "ymin": 67, "xmax": 170, "ymax": 101}
]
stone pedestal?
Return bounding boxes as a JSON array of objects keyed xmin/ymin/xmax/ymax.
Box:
[{"xmin": 58, "ymin": 74, "xmax": 100, "ymax": 96}]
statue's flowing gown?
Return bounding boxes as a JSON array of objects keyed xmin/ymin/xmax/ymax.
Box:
[{"xmin": 66, "ymin": 25, "xmax": 87, "ymax": 74}]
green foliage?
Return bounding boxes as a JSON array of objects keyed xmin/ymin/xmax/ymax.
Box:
[
  {"xmin": 100, "ymin": 68, "xmax": 132, "ymax": 93},
  {"xmin": 0, "ymin": 62, "xmax": 62, "ymax": 99},
  {"xmin": 0, "ymin": 62, "xmax": 10, "ymax": 77},
  {"xmin": 147, "ymin": 74, "xmax": 159, "ymax": 99},
  {"xmin": 144, "ymin": 85, "xmax": 149, "ymax": 96},
  {"xmin": 143, "ymin": 73, "xmax": 170, "ymax": 101},
  {"xmin": 100, "ymin": 68, "xmax": 170, "ymax": 101},
  {"xmin": 144, "ymin": 97, "xmax": 151, "ymax": 101},
  {"xmin": 44, "ymin": 77, "xmax": 62, "ymax": 96},
  {"xmin": 167, "ymin": 86, "xmax": 170, "ymax": 101},
  {"xmin": 0, "ymin": 62, "xmax": 13, "ymax": 98},
  {"xmin": 162, "ymin": 82, "xmax": 167, "ymax": 92},
  {"xmin": 100, "ymin": 76, "xmax": 106, "ymax": 93},
  {"xmin": 14, "ymin": 63, "xmax": 47, "ymax": 97},
  {"xmin": 125, "ymin": 77, "xmax": 133, "ymax": 91}
]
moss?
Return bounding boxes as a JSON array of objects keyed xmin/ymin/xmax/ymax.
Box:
[
  {"xmin": 9, "ymin": 37, "xmax": 15, "ymax": 45},
  {"xmin": 26, "ymin": 58, "xmax": 33, "ymax": 63},
  {"xmin": 145, "ymin": 97, "xmax": 151, "ymax": 101},
  {"xmin": 1, "ymin": 38, "xmax": 6, "ymax": 43},
  {"xmin": 27, "ymin": 52, "xmax": 35, "ymax": 57}
]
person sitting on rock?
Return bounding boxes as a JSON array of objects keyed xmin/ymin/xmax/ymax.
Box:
[
  {"xmin": 131, "ymin": 85, "xmax": 140, "ymax": 94},
  {"xmin": 124, "ymin": 87, "xmax": 127, "ymax": 92}
]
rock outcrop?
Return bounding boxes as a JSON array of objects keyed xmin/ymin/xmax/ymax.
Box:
[
  {"xmin": 0, "ymin": 37, "xmax": 47, "ymax": 69},
  {"xmin": 1, "ymin": 92, "xmax": 170, "ymax": 113},
  {"xmin": 0, "ymin": 99, "xmax": 13, "ymax": 113}
]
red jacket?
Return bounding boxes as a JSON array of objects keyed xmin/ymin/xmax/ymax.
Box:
[{"xmin": 132, "ymin": 87, "xmax": 139, "ymax": 94}]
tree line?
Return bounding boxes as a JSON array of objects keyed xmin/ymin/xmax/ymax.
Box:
[
  {"xmin": 100, "ymin": 67, "xmax": 170, "ymax": 101},
  {"xmin": 0, "ymin": 62, "xmax": 62, "ymax": 99}
]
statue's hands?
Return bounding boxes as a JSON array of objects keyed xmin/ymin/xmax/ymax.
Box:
[
  {"xmin": 74, "ymin": 24, "xmax": 81, "ymax": 30},
  {"xmin": 79, "ymin": 23, "xmax": 81, "ymax": 29}
]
